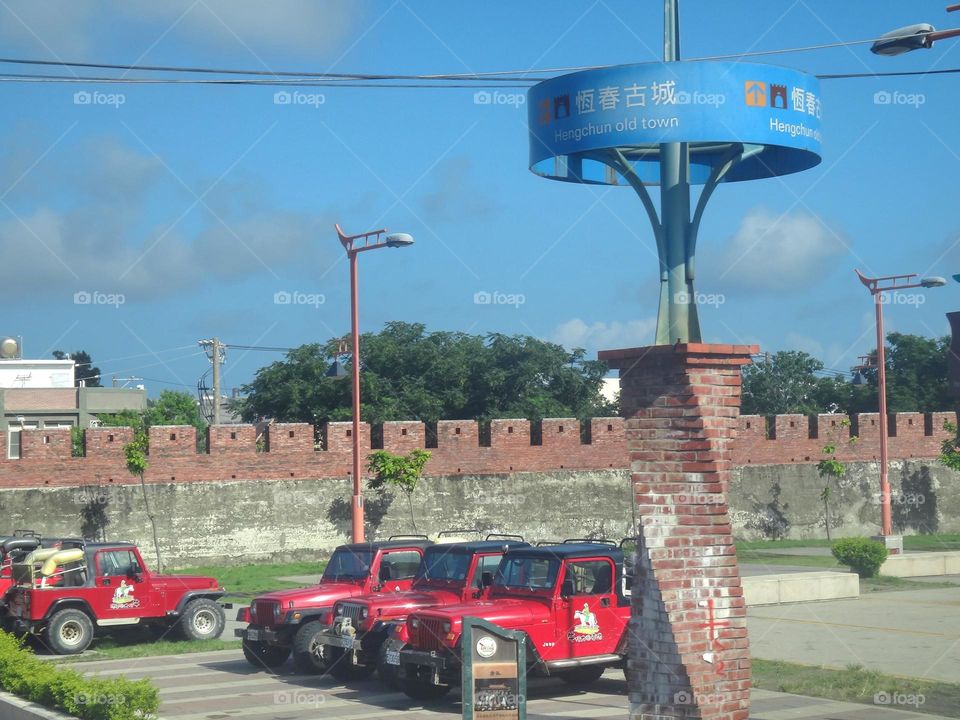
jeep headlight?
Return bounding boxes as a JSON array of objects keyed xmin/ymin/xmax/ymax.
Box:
[
  {"xmin": 443, "ymin": 621, "xmax": 451, "ymax": 633},
  {"xmin": 410, "ymin": 618, "xmax": 419, "ymax": 629},
  {"xmin": 273, "ymin": 604, "xmax": 281, "ymax": 621},
  {"xmin": 361, "ymin": 607, "xmax": 369, "ymax": 619},
  {"xmin": 334, "ymin": 603, "xmax": 343, "ymax": 616}
]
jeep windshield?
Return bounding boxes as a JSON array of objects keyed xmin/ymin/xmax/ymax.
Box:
[
  {"xmin": 492, "ymin": 556, "xmax": 560, "ymax": 595},
  {"xmin": 321, "ymin": 548, "xmax": 374, "ymax": 581},
  {"xmin": 414, "ymin": 548, "xmax": 471, "ymax": 585}
]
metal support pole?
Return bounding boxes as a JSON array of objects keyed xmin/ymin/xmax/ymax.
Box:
[
  {"xmin": 212, "ymin": 337, "xmax": 221, "ymax": 426},
  {"xmin": 349, "ymin": 251, "xmax": 365, "ymax": 543},
  {"xmin": 657, "ymin": 0, "xmax": 699, "ymax": 344},
  {"xmin": 875, "ymin": 293, "xmax": 893, "ymax": 536}
]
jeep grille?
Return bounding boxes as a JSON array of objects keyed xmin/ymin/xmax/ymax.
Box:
[
  {"xmin": 339, "ymin": 603, "xmax": 364, "ymax": 625},
  {"xmin": 410, "ymin": 617, "xmax": 446, "ymax": 652},
  {"xmin": 252, "ymin": 599, "xmax": 279, "ymax": 625}
]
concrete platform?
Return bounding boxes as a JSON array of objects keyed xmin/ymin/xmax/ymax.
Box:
[
  {"xmin": 743, "ymin": 570, "xmax": 859, "ymax": 606},
  {"xmin": 882, "ymin": 551, "xmax": 960, "ymax": 577}
]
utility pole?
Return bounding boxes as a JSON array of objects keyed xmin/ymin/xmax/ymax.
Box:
[
  {"xmin": 212, "ymin": 337, "xmax": 222, "ymax": 425},
  {"xmin": 198, "ymin": 338, "xmax": 224, "ymax": 425}
]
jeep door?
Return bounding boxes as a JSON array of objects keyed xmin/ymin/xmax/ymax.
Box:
[
  {"xmin": 372, "ymin": 549, "xmax": 423, "ymax": 593},
  {"xmin": 556, "ymin": 557, "xmax": 624, "ymax": 658},
  {"xmin": 93, "ymin": 549, "xmax": 153, "ymax": 621}
]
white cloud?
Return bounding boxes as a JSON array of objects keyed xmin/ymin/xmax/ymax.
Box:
[
  {"xmin": 0, "ymin": 136, "xmax": 334, "ymax": 299},
  {"xmin": 712, "ymin": 208, "xmax": 847, "ymax": 293},
  {"xmin": 551, "ymin": 317, "xmax": 656, "ymax": 351}
]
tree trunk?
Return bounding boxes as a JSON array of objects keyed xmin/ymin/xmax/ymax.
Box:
[
  {"xmin": 139, "ymin": 472, "xmax": 164, "ymax": 572},
  {"xmin": 406, "ymin": 492, "xmax": 418, "ymax": 533}
]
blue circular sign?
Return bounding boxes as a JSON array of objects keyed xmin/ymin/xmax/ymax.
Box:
[{"xmin": 528, "ymin": 61, "xmax": 822, "ymax": 185}]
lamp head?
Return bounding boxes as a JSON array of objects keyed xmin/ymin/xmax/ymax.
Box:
[
  {"xmin": 920, "ymin": 276, "xmax": 947, "ymax": 288},
  {"xmin": 871, "ymin": 24, "xmax": 935, "ymax": 56},
  {"xmin": 384, "ymin": 232, "xmax": 414, "ymax": 248}
]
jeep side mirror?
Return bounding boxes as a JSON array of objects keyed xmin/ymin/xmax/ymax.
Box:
[{"xmin": 561, "ymin": 578, "xmax": 575, "ymax": 598}]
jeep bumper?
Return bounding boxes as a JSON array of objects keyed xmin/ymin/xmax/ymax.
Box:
[
  {"xmin": 315, "ymin": 626, "xmax": 362, "ymax": 652},
  {"xmin": 235, "ymin": 625, "xmax": 286, "ymax": 645},
  {"xmin": 398, "ymin": 647, "xmax": 461, "ymax": 685}
]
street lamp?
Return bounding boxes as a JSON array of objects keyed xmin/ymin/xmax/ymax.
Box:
[
  {"xmin": 854, "ymin": 269, "xmax": 945, "ymax": 552},
  {"xmin": 871, "ymin": 4, "xmax": 960, "ymax": 56},
  {"xmin": 335, "ymin": 223, "xmax": 414, "ymax": 543}
]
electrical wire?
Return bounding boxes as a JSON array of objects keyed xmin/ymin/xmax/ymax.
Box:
[{"xmin": 0, "ymin": 28, "xmax": 947, "ymax": 81}]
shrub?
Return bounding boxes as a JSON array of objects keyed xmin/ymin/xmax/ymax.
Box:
[
  {"xmin": 831, "ymin": 537, "xmax": 889, "ymax": 578},
  {"xmin": 0, "ymin": 632, "xmax": 159, "ymax": 720}
]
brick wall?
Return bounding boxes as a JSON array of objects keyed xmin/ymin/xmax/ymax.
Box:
[{"xmin": 0, "ymin": 411, "xmax": 952, "ymax": 489}]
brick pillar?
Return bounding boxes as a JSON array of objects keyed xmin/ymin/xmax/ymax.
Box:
[{"xmin": 599, "ymin": 343, "xmax": 756, "ymax": 720}]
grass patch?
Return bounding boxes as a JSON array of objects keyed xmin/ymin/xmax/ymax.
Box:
[
  {"xmin": 860, "ymin": 575, "xmax": 957, "ymax": 593},
  {"xmin": 171, "ymin": 560, "xmax": 326, "ymax": 602},
  {"xmin": 56, "ymin": 635, "xmax": 242, "ymax": 663},
  {"xmin": 737, "ymin": 551, "xmax": 840, "ymax": 568},
  {"xmin": 736, "ymin": 534, "xmax": 960, "ymax": 553},
  {"xmin": 752, "ymin": 658, "xmax": 960, "ymax": 718}
]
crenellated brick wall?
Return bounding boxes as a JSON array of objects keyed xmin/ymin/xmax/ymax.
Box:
[{"xmin": 0, "ymin": 412, "xmax": 953, "ymax": 489}]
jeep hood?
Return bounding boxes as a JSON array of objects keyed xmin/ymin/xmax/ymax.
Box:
[
  {"xmin": 355, "ymin": 588, "xmax": 460, "ymax": 618},
  {"xmin": 254, "ymin": 582, "xmax": 364, "ymax": 607},
  {"xmin": 151, "ymin": 574, "xmax": 222, "ymax": 591},
  {"xmin": 418, "ymin": 598, "xmax": 551, "ymax": 628}
]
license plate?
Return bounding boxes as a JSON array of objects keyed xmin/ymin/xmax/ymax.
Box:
[
  {"xmin": 246, "ymin": 629, "xmax": 260, "ymax": 641},
  {"xmin": 385, "ymin": 650, "xmax": 400, "ymax": 666},
  {"xmin": 329, "ymin": 635, "xmax": 354, "ymax": 649}
]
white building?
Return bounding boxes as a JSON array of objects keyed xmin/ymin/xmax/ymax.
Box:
[{"xmin": 0, "ymin": 359, "xmax": 75, "ymax": 389}]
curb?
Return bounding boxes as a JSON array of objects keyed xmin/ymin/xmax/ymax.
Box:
[{"xmin": 0, "ymin": 691, "xmax": 76, "ymax": 720}]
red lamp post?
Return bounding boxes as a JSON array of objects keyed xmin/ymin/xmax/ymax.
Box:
[
  {"xmin": 854, "ymin": 270, "xmax": 944, "ymax": 550},
  {"xmin": 335, "ymin": 223, "xmax": 414, "ymax": 543}
]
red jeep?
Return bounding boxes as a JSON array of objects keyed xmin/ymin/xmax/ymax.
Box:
[
  {"xmin": 391, "ymin": 542, "xmax": 631, "ymax": 699},
  {"xmin": 7, "ymin": 541, "xmax": 226, "ymax": 655},
  {"xmin": 237, "ymin": 536, "xmax": 433, "ymax": 673},
  {"xmin": 314, "ymin": 536, "xmax": 529, "ymax": 683},
  {"xmin": 1, "ymin": 534, "xmax": 85, "ymax": 629}
]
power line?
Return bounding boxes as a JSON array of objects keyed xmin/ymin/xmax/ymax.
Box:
[{"xmin": 0, "ymin": 29, "xmax": 945, "ymax": 81}]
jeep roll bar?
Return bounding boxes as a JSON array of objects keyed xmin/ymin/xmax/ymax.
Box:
[
  {"xmin": 562, "ymin": 538, "xmax": 617, "ymax": 546},
  {"xmin": 535, "ymin": 540, "xmax": 562, "ymax": 547},
  {"xmin": 387, "ymin": 534, "xmax": 430, "ymax": 541},
  {"xmin": 484, "ymin": 534, "xmax": 525, "ymax": 542},
  {"xmin": 619, "ymin": 537, "xmax": 637, "ymax": 548},
  {"xmin": 436, "ymin": 529, "xmax": 482, "ymax": 539},
  {"xmin": 13, "ymin": 529, "xmax": 38, "ymax": 538}
]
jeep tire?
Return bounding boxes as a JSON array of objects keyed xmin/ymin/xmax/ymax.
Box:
[
  {"xmin": 177, "ymin": 598, "xmax": 225, "ymax": 641},
  {"xmin": 243, "ymin": 639, "xmax": 291, "ymax": 668},
  {"xmin": 326, "ymin": 646, "xmax": 376, "ymax": 681},
  {"xmin": 292, "ymin": 621, "xmax": 327, "ymax": 674},
  {"xmin": 45, "ymin": 609, "xmax": 94, "ymax": 655}
]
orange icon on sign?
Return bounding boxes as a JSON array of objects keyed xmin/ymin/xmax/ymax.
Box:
[{"xmin": 744, "ymin": 81, "xmax": 766, "ymax": 107}]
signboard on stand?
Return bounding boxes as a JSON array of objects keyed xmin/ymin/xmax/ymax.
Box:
[{"xmin": 462, "ymin": 617, "xmax": 527, "ymax": 720}]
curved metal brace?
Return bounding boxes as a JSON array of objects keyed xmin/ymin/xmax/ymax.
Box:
[
  {"xmin": 686, "ymin": 143, "xmax": 762, "ymax": 281},
  {"xmin": 600, "ymin": 149, "xmax": 667, "ymax": 279}
]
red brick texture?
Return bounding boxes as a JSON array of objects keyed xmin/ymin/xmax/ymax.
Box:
[
  {"xmin": 0, "ymin": 406, "xmax": 950, "ymax": 489},
  {"xmin": 600, "ymin": 343, "xmax": 756, "ymax": 720}
]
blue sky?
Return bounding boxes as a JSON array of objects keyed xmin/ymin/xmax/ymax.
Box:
[{"xmin": 1, "ymin": 1, "xmax": 959, "ymax": 395}]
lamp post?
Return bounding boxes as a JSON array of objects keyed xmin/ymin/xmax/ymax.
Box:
[
  {"xmin": 335, "ymin": 224, "xmax": 414, "ymax": 543},
  {"xmin": 854, "ymin": 270, "xmax": 945, "ymax": 551},
  {"xmin": 871, "ymin": 3, "xmax": 960, "ymax": 56}
]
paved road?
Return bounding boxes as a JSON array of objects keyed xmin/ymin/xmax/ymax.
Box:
[
  {"xmin": 748, "ymin": 586, "xmax": 960, "ymax": 682},
  {"xmin": 76, "ymin": 650, "xmax": 951, "ymax": 720}
]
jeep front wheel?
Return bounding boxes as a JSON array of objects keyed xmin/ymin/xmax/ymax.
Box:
[
  {"xmin": 45, "ymin": 609, "xmax": 93, "ymax": 655},
  {"xmin": 291, "ymin": 621, "xmax": 327, "ymax": 674},
  {"xmin": 398, "ymin": 676, "xmax": 451, "ymax": 700},
  {"xmin": 177, "ymin": 599, "xmax": 225, "ymax": 641},
  {"xmin": 243, "ymin": 639, "xmax": 291, "ymax": 668}
]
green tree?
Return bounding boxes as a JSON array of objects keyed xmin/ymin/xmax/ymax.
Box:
[
  {"xmin": 122, "ymin": 419, "xmax": 163, "ymax": 571},
  {"xmin": 237, "ymin": 322, "xmax": 615, "ymax": 425},
  {"xmin": 367, "ymin": 449, "xmax": 431, "ymax": 532},
  {"xmin": 53, "ymin": 350, "xmax": 101, "ymax": 387},
  {"xmin": 99, "ymin": 390, "xmax": 207, "ymax": 450},
  {"xmin": 742, "ymin": 351, "xmax": 845, "ymax": 415},
  {"xmin": 816, "ymin": 419, "xmax": 858, "ymax": 541}
]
